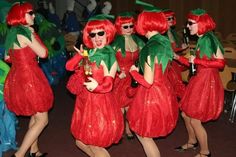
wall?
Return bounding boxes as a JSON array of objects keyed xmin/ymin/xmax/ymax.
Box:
[
  {"xmin": 110, "ymin": 0, "xmax": 236, "ymax": 38},
  {"xmin": 6, "ymin": 0, "xmax": 236, "ymax": 38}
]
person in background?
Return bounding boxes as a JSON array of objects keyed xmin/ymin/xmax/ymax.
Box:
[
  {"xmin": 112, "ymin": 12, "xmax": 145, "ymax": 139},
  {"xmin": 127, "ymin": 1, "xmax": 179, "ymax": 157},
  {"xmin": 174, "ymin": 9, "xmax": 225, "ymax": 157},
  {"xmin": 163, "ymin": 9, "xmax": 187, "ymax": 100},
  {"xmin": 4, "ymin": 2, "xmax": 54, "ymax": 157},
  {"xmin": 65, "ymin": 14, "xmax": 123, "ymax": 157},
  {"xmin": 0, "ymin": 60, "xmax": 17, "ymax": 157}
]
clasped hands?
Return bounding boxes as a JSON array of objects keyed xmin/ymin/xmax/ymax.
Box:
[{"xmin": 173, "ymin": 52, "xmax": 196, "ymax": 63}]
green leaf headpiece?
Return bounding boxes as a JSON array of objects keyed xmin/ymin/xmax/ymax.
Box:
[
  {"xmin": 136, "ymin": 0, "xmax": 161, "ymax": 12},
  {"xmin": 191, "ymin": 8, "xmax": 206, "ymax": 16}
]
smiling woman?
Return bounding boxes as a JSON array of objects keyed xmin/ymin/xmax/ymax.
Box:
[
  {"xmin": 89, "ymin": 29, "xmax": 107, "ymax": 48},
  {"xmin": 65, "ymin": 14, "xmax": 124, "ymax": 157}
]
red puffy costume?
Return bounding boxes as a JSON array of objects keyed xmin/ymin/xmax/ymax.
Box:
[
  {"xmin": 179, "ymin": 52, "xmax": 225, "ymax": 122},
  {"xmin": 4, "ymin": 34, "xmax": 54, "ymax": 116},
  {"xmin": 127, "ymin": 64, "xmax": 179, "ymax": 137},
  {"xmin": 113, "ymin": 50, "xmax": 139, "ymax": 108},
  {"xmin": 66, "ymin": 51, "xmax": 124, "ymax": 147}
]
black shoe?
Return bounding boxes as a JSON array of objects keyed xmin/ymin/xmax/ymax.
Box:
[
  {"xmin": 199, "ymin": 152, "xmax": 211, "ymax": 157},
  {"xmin": 28, "ymin": 152, "xmax": 48, "ymax": 157},
  {"xmin": 174, "ymin": 142, "xmax": 198, "ymax": 152}
]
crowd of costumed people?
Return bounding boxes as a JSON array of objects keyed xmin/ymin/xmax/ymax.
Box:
[{"xmin": 1, "ymin": 0, "xmax": 225, "ymax": 157}]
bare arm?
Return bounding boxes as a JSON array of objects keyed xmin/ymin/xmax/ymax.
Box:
[
  {"xmin": 101, "ymin": 60, "xmax": 118, "ymax": 78},
  {"xmin": 14, "ymin": 30, "xmax": 48, "ymax": 58},
  {"xmin": 143, "ymin": 56, "xmax": 154, "ymax": 85}
]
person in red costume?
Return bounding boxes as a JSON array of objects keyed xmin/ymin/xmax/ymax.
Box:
[
  {"xmin": 174, "ymin": 9, "xmax": 225, "ymax": 157},
  {"xmin": 163, "ymin": 9, "xmax": 187, "ymax": 100},
  {"xmin": 66, "ymin": 14, "xmax": 124, "ymax": 157},
  {"xmin": 127, "ymin": 1, "xmax": 178, "ymax": 157},
  {"xmin": 4, "ymin": 2, "xmax": 54, "ymax": 157},
  {"xmin": 112, "ymin": 12, "xmax": 145, "ymax": 139}
]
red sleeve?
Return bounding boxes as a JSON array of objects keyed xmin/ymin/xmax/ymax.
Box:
[
  {"xmin": 177, "ymin": 56, "xmax": 190, "ymax": 67},
  {"xmin": 65, "ymin": 54, "xmax": 83, "ymax": 71},
  {"xmin": 130, "ymin": 70, "xmax": 151, "ymax": 88},
  {"xmin": 93, "ymin": 76, "xmax": 114, "ymax": 93},
  {"xmin": 194, "ymin": 58, "xmax": 225, "ymax": 69}
]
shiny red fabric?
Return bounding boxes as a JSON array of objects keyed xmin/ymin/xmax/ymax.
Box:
[
  {"xmin": 166, "ymin": 61, "xmax": 186, "ymax": 99},
  {"xmin": 69, "ymin": 63, "xmax": 124, "ymax": 147},
  {"xmin": 65, "ymin": 54, "xmax": 83, "ymax": 71},
  {"xmin": 4, "ymin": 46, "xmax": 54, "ymax": 116},
  {"xmin": 180, "ymin": 54, "xmax": 224, "ymax": 122},
  {"xmin": 127, "ymin": 64, "xmax": 179, "ymax": 137},
  {"xmin": 130, "ymin": 70, "xmax": 151, "ymax": 88},
  {"xmin": 66, "ymin": 68, "xmax": 85, "ymax": 95},
  {"xmin": 113, "ymin": 50, "xmax": 139, "ymax": 108},
  {"xmin": 93, "ymin": 76, "xmax": 113, "ymax": 93}
]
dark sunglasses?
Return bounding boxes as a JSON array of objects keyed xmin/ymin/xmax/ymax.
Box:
[
  {"xmin": 27, "ymin": 11, "xmax": 35, "ymax": 16},
  {"xmin": 167, "ymin": 17, "xmax": 174, "ymax": 21},
  {"xmin": 187, "ymin": 21, "xmax": 197, "ymax": 26},
  {"xmin": 122, "ymin": 25, "xmax": 134, "ymax": 29},
  {"xmin": 89, "ymin": 31, "xmax": 105, "ymax": 38}
]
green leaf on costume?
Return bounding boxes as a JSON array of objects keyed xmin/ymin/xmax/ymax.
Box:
[
  {"xmin": 196, "ymin": 31, "xmax": 224, "ymax": 58},
  {"xmin": 88, "ymin": 45, "xmax": 117, "ymax": 72},
  {"xmin": 140, "ymin": 34, "xmax": 173, "ymax": 72},
  {"xmin": 111, "ymin": 35, "xmax": 126, "ymax": 56},
  {"xmin": 4, "ymin": 25, "xmax": 31, "ymax": 54},
  {"xmin": 112, "ymin": 34, "xmax": 145, "ymax": 57}
]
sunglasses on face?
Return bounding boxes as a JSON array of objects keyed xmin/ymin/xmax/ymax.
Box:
[
  {"xmin": 187, "ymin": 21, "xmax": 197, "ymax": 26},
  {"xmin": 27, "ymin": 11, "xmax": 35, "ymax": 16},
  {"xmin": 122, "ymin": 25, "xmax": 134, "ymax": 29},
  {"xmin": 167, "ymin": 17, "xmax": 174, "ymax": 21},
  {"xmin": 89, "ymin": 31, "xmax": 105, "ymax": 38}
]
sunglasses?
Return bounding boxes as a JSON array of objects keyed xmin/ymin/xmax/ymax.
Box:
[
  {"xmin": 187, "ymin": 21, "xmax": 197, "ymax": 26},
  {"xmin": 27, "ymin": 11, "xmax": 35, "ymax": 16},
  {"xmin": 89, "ymin": 31, "xmax": 105, "ymax": 38},
  {"xmin": 122, "ymin": 25, "xmax": 134, "ymax": 29},
  {"xmin": 167, "ymin": 17, "xmax": 174, "ymax": 21}
]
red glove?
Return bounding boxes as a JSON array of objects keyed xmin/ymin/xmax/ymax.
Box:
[
  {"xmin": 130, "ymin": 70, "xmax": 151, "ymax": 88},
  {"xmin": 65, "ymin": 54, "xmax": 83, "ymax": 71},
  {"xmin": 93, "ymin": 76, "xmax": 114, "ymax": 93},
  {"xmin": 194, "ymin": 58, "xmax": 225, "ymax": 69},
  {"xmin": 33, "ymin": 32, "xmax": 48, "ymax": 58},
  {"xmin": 177, "ymin": 56, "xmax": 190, "ymax": 67},
  {"xmin": 171, "ymin": 43, "xmax": 184, "ymax": 53}
]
